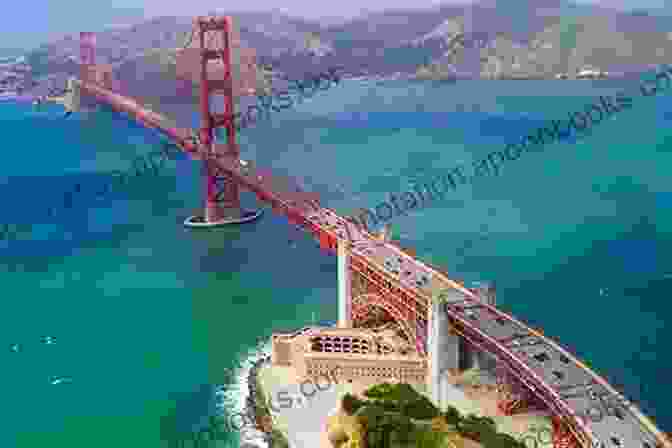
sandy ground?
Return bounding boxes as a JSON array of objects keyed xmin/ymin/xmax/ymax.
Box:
[
  {"xmin": 258, "ymin": 364, "xmax": 357, "ymax": 448},
  {"xmin": 443, "ymin": 369, "xmax": 553, "ymax": 442},
  {"xmin": 258, "ymin": 364, "xmax": 552, "ymax": 448}
]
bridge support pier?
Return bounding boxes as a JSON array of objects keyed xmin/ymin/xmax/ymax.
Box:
[
  {"xmin": 64, "ymin": 77, "xmax": 80, "ymax": 112},
  {"xmin": 428, "ymin": 294, "xmax": 461, "ymax": 411},
  {"xmin": 337, "ymin": 239, "xmax": 353, "ymax": 328},
  {"xmin": 427, "ymin": 282, "xmax": 498, "ymax": 410}
]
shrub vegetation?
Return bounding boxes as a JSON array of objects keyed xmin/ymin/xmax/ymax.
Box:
[{"xmin": 339, "ymin": 382, "xmax": 527, "ymax": 448}]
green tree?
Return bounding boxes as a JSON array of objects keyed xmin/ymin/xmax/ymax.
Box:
[
  {"xmin": 479, "ymin": 416, "xmax": 496, "ymax": 429},
  {"xmin": 342, "ymin": 393, "xmax": 366, "ymax": 415},
  {"xmin": 365, "ymin": 414, "xmax": 415, "ymax": 448},
  {"xmin": 363, "ymin": 383, "xmax": 440, "ymax": 420},
  {"xmin": 355, "ymin": 404, "xmax": 386, "ymax": 422},
  {"xmin": 393, "ymin": 383, "xmax": 423, "ymax": 404},
  {"xmin": 363, "ymin": 382, "xmax": 395, "ymax": 399},
  {"xmin": 442, "ymin": 406, "xmax": 462, "ymax": 426},
  {"xmin": 481, "ymin": 432, "xmax": 525, "ymax": 448},
  {"xmin": 415, "ymin": 427, "xmax": 445, "ymax": 448},
  {"xmin": 402, "ymin": 395, "xmax": 440, "ymax": 420},
  {"xmin": 359, "ymin": 406, "xmax": 387, "ymax": 448},
  {"xmin": 458, "ymin": 414, "xmax": 496, "ymax": 441},
  {"xmin": 367, "ymin": 399, "xmax": 390, "ymax": 412},
  {"xmin": 389, "ymin": 415, "xmax": 415, "ymax": 447}
]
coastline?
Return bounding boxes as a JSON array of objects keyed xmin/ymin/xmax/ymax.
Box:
[
  {"xmin": 245, "ymin": 354, "xmax": 292, "ymax": 448},
  {"xmin": 0, "ymin": 94, "xmax": 35, "ymax": 103},
  {"xmin": 242, "ymin": 323, "xmax": 335, "ymax": 448},
  {"xmin": 229, "ymin": 347, "xmax": 273, "ymax": 448},
  {"xmin": 246, "ymin": 354, "xmax": 272, "ymax": 446},
  {"xmin": 238, "ymin": 341, "xmax": 298, "ymax": 448}
]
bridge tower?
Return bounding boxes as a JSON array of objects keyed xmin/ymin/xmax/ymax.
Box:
[
  {"xmin": 79, "ymin": 32, "xmax": 96, "ymax": 84},
  {"xmin": 79, "ymin": 32, "xmax": 118, "ymax": 92},
  {"xmin": 184, "ymin": 15, "xmax": 262, "ymax": 227}
]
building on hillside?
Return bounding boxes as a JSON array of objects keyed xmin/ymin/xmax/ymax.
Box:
[{"xmin": 576, "ymin": 66, "xmax": 608, "ymax": 78}]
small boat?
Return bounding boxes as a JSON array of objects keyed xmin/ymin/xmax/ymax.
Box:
[{"xmin": 184, "ymin": 208, "xmax": 263, "ymax": 227}]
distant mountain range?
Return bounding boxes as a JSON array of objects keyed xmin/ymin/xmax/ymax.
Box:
[
  {"xmin": 21, "ymin": 1, "xmax": 672, "ymax": 98},
  {"xmin": 0, "ymin": 49, "xmax": 28, "ymax": 58}
]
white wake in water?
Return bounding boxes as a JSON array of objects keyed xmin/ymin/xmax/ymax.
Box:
[{"xmin": 216, "ymin": 339, "xmax": 272, "ymax": 448}]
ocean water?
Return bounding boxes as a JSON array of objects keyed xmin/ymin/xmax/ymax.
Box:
[{"xmin": 1, "ymin": 78, "xmax": 671, "ymax": 448}]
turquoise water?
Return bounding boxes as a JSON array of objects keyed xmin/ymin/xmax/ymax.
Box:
[{"xmin": 1, "ymin": 78, "xmax": 671, "ymax": 447}]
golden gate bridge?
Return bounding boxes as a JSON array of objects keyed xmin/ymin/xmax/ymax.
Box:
[{"xmin": 57, "ymin": 14, "xmax": 670, "ymax": 448}]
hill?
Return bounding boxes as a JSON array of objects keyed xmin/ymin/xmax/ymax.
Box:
[{"xmin": 21, "ymin": 1, "xmax": 672, "ymax": 95}]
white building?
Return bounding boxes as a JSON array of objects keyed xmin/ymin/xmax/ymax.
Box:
[{"xmin": 576, "ymin": 66, "xmax": 608, "ymax": 78}]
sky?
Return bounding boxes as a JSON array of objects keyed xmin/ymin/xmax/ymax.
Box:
[{"xmin": 1, "ymin": 0, "xmax": 669, "ymax": 52}]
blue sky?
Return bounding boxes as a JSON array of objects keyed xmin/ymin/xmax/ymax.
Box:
[{"xmin": 2, "ymin": 0, "xmax": 668, "ymax": 51}]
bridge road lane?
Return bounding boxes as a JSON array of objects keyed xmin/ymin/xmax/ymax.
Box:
[{"xmin": 306, "ymin": 209, "xmax": 670, "ymax": 448}]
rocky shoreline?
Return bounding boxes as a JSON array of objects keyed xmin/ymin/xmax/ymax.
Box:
[
  {"xmin": 244, "ymin": 353, "xmax": 272, "ymax": 446},
  {"xmin": 241, "ymin": 349, "xmax": 295, "ymax": 448}
]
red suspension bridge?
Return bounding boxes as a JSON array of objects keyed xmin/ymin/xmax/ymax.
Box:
[{"xmin": 69, "ymin": 15, "xmax": 669, "ymax": 448}]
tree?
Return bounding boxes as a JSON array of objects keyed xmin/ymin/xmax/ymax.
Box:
[
  {"xmin": 480, "ymin": 432, "xmax": 524, "ymax": 448},
  {"xmin": 355, "ymin": 404, "xmax": 386, "ymax": 422},
  {"xmin": 479, "ymin": 416, "xmax": 496, "ymax": 429},
  {"xmin": 342, "ymin": 393, "xmax": 366, "ymax": 415},
  {"xmin": 363, "ymin": 382, "xmax": 395, "ymax": 399},
  {"xmin": 443, "ymin": 406, "xmax": 462, "ymax": 426},
  {"xmin": 402, "ymin": 395, "xmax": 440, "ymax": 420},
  {"xmin": 362, "ymin": 383, "xmax": 439, "ymax": 420},
  {"xmin": 390, "ymin": 415, "xmax": 415, "ymax": 446},
  {"xmin": 372, "ymin": 399, "xmax": 399, "ymax": 413},
  {"xmin": 363, "ymin": 414, "xmax": 415, "ymax": 448},
  {"xmin": 394, "ymin": 384, "xmax": 422, "ymax": 403},
  {"xmin": 415, "ymin": 427, "xmax": 445, "ymax": 448},
  {"xmin": 458, "ymin": 415, "xmax": 496, "ymax": 441},
  {"xmin": 357, "ymin": 405, "xmax": 387, "ymax": 448}
]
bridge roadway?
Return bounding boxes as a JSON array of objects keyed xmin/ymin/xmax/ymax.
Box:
[{"xmin": 77, "ymin": 80, "xmax": 669, "ymax": 448}]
